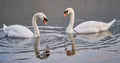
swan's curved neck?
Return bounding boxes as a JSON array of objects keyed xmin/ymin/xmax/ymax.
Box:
[
  {"xmin": 66, "ymin": 11, "xmax": 75, "ymax": 33},
  {"xmin": 32, "ymin": 14, "xmax": 40, "ymax": 37}
]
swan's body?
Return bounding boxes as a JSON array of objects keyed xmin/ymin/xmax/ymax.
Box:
[
  {"xmin": 3, "ymin": 24, "xmax": 33, "ymax": 38},
  {"xmin": 3, "ymin": 12, "xmax": 48, "ymax": 38},
  {"xmin": 64, "ymin": 8, "xmax": 116, "ymax": 33},
  {"xmin": 74, "ymin": 20, "xmax": 115, "ymax": 33}
]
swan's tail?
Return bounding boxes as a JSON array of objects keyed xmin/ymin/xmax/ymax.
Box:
[
  {"xmin": 108, "ymin": 19, "xmax": 116, "ymax": 27},
  {"xmin": 3, "ymin": 24, "xmax": 7, "ymax": 30},
  {"xmin": 0, "ymin": 24, "xmax": 7, "ymax": 31}
]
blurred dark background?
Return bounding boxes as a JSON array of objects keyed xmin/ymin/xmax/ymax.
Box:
[{"xmin": 0, "ymin": 0, "xmax": 120, "ymax": 27}]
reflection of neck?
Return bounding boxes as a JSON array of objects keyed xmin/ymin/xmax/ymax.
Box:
[
  {"xmin": 71, "ymin": 34, "xmax": 76, "ymax": 54},
  {"xmin": 34, "ymin": 37, "xmax": 50, "ymax": 59},
  {"xmin": 68, "ymin": 33, "xmax": 76, "ymax": 54},
  {"xmin": 32, "ymin": 14, "xmax": 40, "ymax": 37},
  {"xmin": 66, "ymin": 12, "xmax": 75, "ymax": 33},
  {"xmin": 34, "ymin": 37, "xmax": 40, "ymax": 58}
]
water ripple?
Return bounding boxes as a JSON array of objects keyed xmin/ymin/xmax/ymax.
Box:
[{"xmin": 0, "ymin": 25, "xmax": 120, "ymax": 63}]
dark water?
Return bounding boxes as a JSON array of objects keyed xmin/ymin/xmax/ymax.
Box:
[{"xmin": 0, "ymin": 0, "xmax": 120, "ymax": 63}]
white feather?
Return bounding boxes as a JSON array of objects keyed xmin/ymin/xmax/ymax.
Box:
[
  {"xmin": 2, "ymin": 12, "xmax": 47, "ymax": 38},
  {"xmin": 65, "ymin": 8, "xmax": 116, "ymax": 33}
]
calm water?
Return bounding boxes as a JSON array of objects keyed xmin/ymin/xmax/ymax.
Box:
[
  {"xmin": 0, "ymin": 0, "xmax": 120, "ymax": 63},
  {"xmin": 0, "ymin": 19, "xmax": 120, "ymax": 63}
]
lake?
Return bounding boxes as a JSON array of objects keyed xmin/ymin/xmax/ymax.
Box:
[{"xmin": 0, "ymin": 0, "xmax": 120, "ymax": 63}]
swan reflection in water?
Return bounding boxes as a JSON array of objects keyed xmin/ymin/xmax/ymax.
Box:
[
  {"xmin": 74, "ymin": 31, "xmax": 113, "ymax": 42},
  {"xmin": 34, "ymin": 37, "xmax": 50, "ymax": 59},
  {"xmin": 65, "ymin": 33, "xmax": 77, "ymax": 56},
  {"xmin": 65, "ymin": 31, "xmax": 113, "ymax": 56}
]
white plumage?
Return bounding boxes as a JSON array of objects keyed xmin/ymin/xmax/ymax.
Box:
[
  {"xmin": 3, "ymin": 12, "xmax": 48, "ymax": 38},
  {"xmin": 74, "ymin": 20, "xmax": 115, "ymax": 33},
  {"xmin": 64, "ymin": 7, "xmax": 116, "ymax": 33},
  {"xmin": 3, "ymin": 24, "xmax": 33, "ymax": 38}
]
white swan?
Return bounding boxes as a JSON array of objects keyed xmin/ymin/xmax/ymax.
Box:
[
  {"xmin": 64, "ymin": 7, "xmax": 116, "ymax": 33},
  {"xmin": 3, "ymin": 12, "xmax": 48, "ymax": 38}
]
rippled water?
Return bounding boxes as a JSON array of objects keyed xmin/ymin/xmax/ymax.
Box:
[{"xmin": 0, "ymin": 20, "xmax": 120, "ymax": 63}]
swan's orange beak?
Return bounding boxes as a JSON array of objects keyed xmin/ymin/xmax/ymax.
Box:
[{"xmin": 43, "ymin": 18, "xmax": 48, "ymax": 25}]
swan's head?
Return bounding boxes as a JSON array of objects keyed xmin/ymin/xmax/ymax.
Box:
[
  {"xmin": 64, "ymin": 7, "xmax": 74, "ymax": 17},
  {"xmin": 34, "ymin": 12, "xmax": 48, "ymax": 25},
  {"xmin": 39, "ymin": 12, "xmax": 48, "ymax": 25}
]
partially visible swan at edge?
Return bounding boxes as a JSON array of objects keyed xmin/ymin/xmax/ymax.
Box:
[
  {"xmin": 64, "ymin": 7, "xmax": 116, "ymax": 33},
  {"xmin": 3, "ymin": 12, "xmax": 48, "ymax": 38}
]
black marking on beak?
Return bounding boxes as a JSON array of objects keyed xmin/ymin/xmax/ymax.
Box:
[
  {"xmin": 64, "ymin": 10, "xmax": 68, "ymax": 14},
  {"xmin": 44, "ymin": 17, "xmax": 48, "ymax": 22},
  {"xmin": 43, "ymin": 17, "xmax": 48, "ymax": 25}
]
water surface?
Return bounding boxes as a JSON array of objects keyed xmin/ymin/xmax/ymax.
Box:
[
  {"xmin": 0, "ymin": 20, "xmax": 120, "ymax": 63},
  {"xmin": 0, "ymin": 0, "xmax": 120, "ymax": 63}
]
